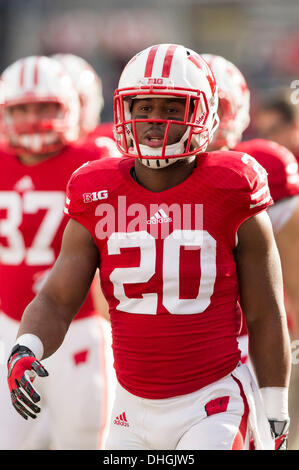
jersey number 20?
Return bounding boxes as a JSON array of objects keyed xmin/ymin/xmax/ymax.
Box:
[{"xmin": 107, "ymin": 230, "xmax": 217, "ymax": 315}]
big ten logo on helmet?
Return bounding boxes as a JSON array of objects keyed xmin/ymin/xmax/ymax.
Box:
[
  {"xmin": 94, "ymin": 195, "xmax": 204, "ymax": 243},
  {"xmin": 137, "ymin": 77, "xmax": 171, "ymax": 87},
  {"xmin": 147, "ymin": 78, "xmax": 164, "ymax": 85},
  {"xmin": 290, "ymin": 80, "xmax": 299, "ymax": 105},
  {"xmin": 83, "ymin": 190, "xmax": 108, "ymax": 203}
]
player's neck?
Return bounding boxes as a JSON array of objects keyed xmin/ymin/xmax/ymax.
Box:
[
  {"xmin": 17, "ymin": 151, "xmax": 60, "ymax": 166},
  {"xmin": 134, "ymin": 157, "xmax": 196, "ymax": 192}
]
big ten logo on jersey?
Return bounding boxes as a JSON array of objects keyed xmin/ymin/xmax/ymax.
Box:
[
  {"xmin": 93, "ymin": 195, "xmax": 204, "ymax": 244},
  {"xmin": 83, "ymin": 190, "xmax": 108, "ymax": 203}
]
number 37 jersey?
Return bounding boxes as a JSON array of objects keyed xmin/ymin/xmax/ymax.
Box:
[
  {"xmin": 0, "ymin": 146, "xmax": 101, "ymax": 321},
  {"xmin": 65, "ymin": 151, "xmax": 273, "ymax": 399}
]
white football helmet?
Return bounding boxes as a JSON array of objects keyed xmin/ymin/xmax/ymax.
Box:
[
  {"xmin": 202, "ymin": 54, "xmax": 250, "ymax": 149},
  {"xmin": 1, "ymin": 55, "xmax": 80, "ymax": 154},
  {"xmin": 114, "ymin": 43, "xmax": 219, "ymax": 168},
  {"xmin": 52, "ymin": 53, "xmax": 104, "ymax": 135}
]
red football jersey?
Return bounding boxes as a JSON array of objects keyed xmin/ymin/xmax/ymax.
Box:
[
  {"xmin": 234, "ymin": 139, "xmax": 299, "ymax": 202},
  {"xmin": 65, "ymin": 151, "xmax": 272, "ymax": 399},
  {"xmin": 0, "ymin": 145, "xmax": 102, "ymax": 322}
]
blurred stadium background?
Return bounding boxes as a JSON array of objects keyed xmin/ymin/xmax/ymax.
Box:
[{"xmin": 0, "ymin": 0, "xmax": 297, "ymax": 130}]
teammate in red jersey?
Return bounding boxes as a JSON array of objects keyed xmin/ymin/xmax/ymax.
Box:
[
  {"xmin": 234, "ymin": 139, "xmax": 299, "ymax": 329},
  {"xmin": 51, "ymin": 54, "xmax": 119, "ymax": 321},
  {"xmin": 204, "ymin": 53, "xmax": 297, "ymax": 449},
  {"xmin": 52, "ymin": 53, "xmax": 121, "ymax": 158},
  {"xmin": 0, "ymin": 56, "xmax": 115, "ymax": 450},
  {"xmin": 249, "ymin": 95, "xmax": 299, "ymax": 450},
  {"xmin": 7, "ymin": 44, "xmax": 291, "ymax": 450}
]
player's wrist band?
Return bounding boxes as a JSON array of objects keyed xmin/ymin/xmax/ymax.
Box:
[
  {"xmin": 259, "ymin": 386, "xmax": 289, "ymax": 421},
  {"xmin": 13, "ymin": 334, "xmax": 44, "ymax": 361}
]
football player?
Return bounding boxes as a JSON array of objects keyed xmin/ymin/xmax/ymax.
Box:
[
  {"xmin": 250, "ymin": 92, "xmax": 299, "ymax": 451},
  {"xmin": 0, "ymin": 56, "xmax": 115, "ymax": 449},
  {"xmin": 52, "ymin": 53, "xmax": 121, "ymax": 158},
  {"xmin": 7, "ymin": 44, "xmax": 291, "ymax": 450},
  {"xmin": 203, "ymin": 53, "xmax": 298, "ymax": 449}
]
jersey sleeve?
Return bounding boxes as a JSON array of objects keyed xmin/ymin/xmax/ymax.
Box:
[
  {"xmin": 243, "ymin": 153, "xmax": 272, "ymax": 209},
  {"xmin": 233, "ymin": 152, "xmax": 273, "ymax": 230},
  {"xmin": 234, "ymin": 139, "xmax": 299, "ymax": 202},
  {"xmin": 63, "ymin": 163, "xmax": 96, "ymax": 238}
]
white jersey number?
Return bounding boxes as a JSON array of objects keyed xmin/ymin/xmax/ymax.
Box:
[
  {"xmin": 0, "ymin": 191, "xmax": 65, "ymax": 265},
  {"xmin": 241, "ymin": 153, "xmax": 267, "ymax": 183},
  {"xmin": 107, "ymin": 230, "xmax": 217, "ymax": 315}
]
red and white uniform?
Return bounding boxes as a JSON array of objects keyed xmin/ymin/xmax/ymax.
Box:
[
  {"xmin": 0, "ymin": 145, "xmax": 100, "ymax": 320},
  {"xmin": 234, "ymin": 138, "xmax": 299, "ymax": 352},
  {"xmin": 235, "ymin": 139, "xmax": 299, "ymax": 204},
  {"xmin": 65, "ymin": 151, "xmax": 273, "ymax": 449},
  {"xmin": 0, "ymin": 144, "xmax": 115, "ymax": 450},
  {"xmin": 66, "ymin": 151, "xmax": 272, "ymax": 398}
]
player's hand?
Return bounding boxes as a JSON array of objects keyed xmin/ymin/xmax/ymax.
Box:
[
  {"xmin": 269, "ymin": 419, "xmax": 289, "ymax": 450},
  {"xmin": 7, "ymin": 344, "xmax": 49, "ymax": 420}
]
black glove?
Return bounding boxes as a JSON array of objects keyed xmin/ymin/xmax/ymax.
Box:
[{"xmin": 7, "ymin": 344, "xmax": 48, "ymax": 420}]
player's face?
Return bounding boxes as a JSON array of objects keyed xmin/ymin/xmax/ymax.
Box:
[
  {"xmin": 131, "ymin": 98, "xmax": 188, "ymax": 148},
  {"xmin": 7, "ymin": 102, "xmax": 61, "ymax": 123},
  {"xmin": 6, "ymin": 102, "xmax": 63, "ymax": 163},
  {"xmin": 254, "ymin": 110, "xmax": 283, "ymax": 139},
  {"xmin": 254, "ymin": 109, "xmax": 299, "ymax": 150}
]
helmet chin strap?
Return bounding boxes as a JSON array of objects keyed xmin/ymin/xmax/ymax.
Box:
[
  {"xmin": 132, "ymin": 128, "xmax": 194, "ymax": 169},
  {"xmin": 132, "ymin": 141, "xmax": 183, "ymax": 168},
  {"xmin": 140, "ymin": 155, "xmax": 196, "ymax": 169},
  {"xmin": 136, "ymin": 138, "xmax": 186, "ymax": 157},
  {"xmin": 140, "ymin": 156, "xmax": 180, "ymax": 169}
]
